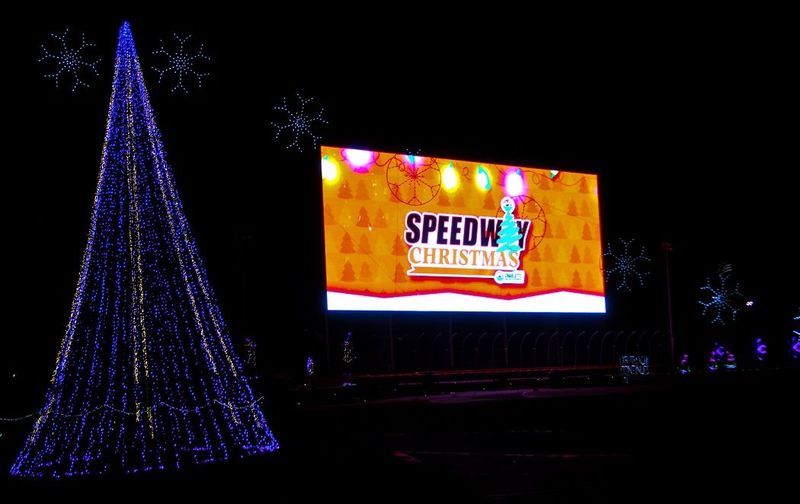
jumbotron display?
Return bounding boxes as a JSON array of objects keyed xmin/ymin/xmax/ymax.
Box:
[{"xmin": 320, "ymin": 146, "xmax": 606, "ymax": 313}]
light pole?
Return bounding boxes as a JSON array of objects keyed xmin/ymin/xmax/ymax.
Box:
[{"xmin": 662, "ymin": 241, "xmax": 675, "ymax": 368}]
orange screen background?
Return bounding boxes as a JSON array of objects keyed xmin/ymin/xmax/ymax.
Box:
[{"xmin": 321, "ymin": 146, "xmax": 604, "ymax": 301}]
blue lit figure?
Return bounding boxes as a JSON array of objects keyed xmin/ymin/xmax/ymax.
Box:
[
  {"xmin": 724, "ymin": 351, "xmax": 737, "ymax": 370},
  {"xmin": 792, "ymin": 309, "xmax": 800, "ymax": 362},
  {"xmin": 678, "ymin": 353, "xmax": 692, "ymax": 375},
  {"xmin": 708, "ymin": 343, "xmax": 736, "ymax": 372},
  {"xmin": 708, "ymin": 343, "xmax": 726, "ymax": 372},
  {"xmin": 11, "ymin": 22, "xmax": 277, "ymax": 478},
  {"xmin": 753, "ymin": 338, "xmax": 768, "ymax": 364},
  {"xmin": 304, "ymin": 356, "xmax": 316, "ymax": 390}
]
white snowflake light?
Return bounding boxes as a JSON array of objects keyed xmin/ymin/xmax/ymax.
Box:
[
  {"xmin": 698, "ymin": 266, "xmax": 744, "ymax": 325},
  {"xmin": 39, "ymin": 28, "xmax": 101, "ymax": 92},
  {"xmin": 603, "ymin": 238, "xmax": 651, "ymax": 292},
  {"xmin": 152, "ymin": 33, "xmax": 210, "ymax": 93},
  {"xmin": 271, "ymin": 92, "xmax": 327, "ymax": 152}
]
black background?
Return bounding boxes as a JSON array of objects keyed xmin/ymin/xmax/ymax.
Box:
[{"xmin": 2, "ymin": 8, "xmax": 797, "ymax": 403}]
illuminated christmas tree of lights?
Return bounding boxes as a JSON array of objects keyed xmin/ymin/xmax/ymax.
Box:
[
  {"xmin": 152, "ymin": 33, "xmax": 210, "ymax": 93},
  {"xmin": 271, "ymin": 92, "xmax": 327, "ymax": 152},
  {"xmin": 11, "ymin": 22, "xmax": 277, "ymax": 478},
  {"xmin": 698, "ymin": 265, "xmax": 744, "ymax": 326},
  {"xmin": 39, "ymin": 28, "xmax": 101, "ymax": 92},
  {"xmin": 603, "ymin": 238, "xmax": 651, "ymax": 292}
]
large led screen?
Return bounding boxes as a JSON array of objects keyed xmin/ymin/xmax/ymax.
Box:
[{"xmin": 321, "ymin": 146, "xmax": 605, "ymax": 313}]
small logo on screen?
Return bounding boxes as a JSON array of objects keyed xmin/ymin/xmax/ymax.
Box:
[{"xmin": 404, "ymin": 197, "xmax": 531, "ymax": 285}]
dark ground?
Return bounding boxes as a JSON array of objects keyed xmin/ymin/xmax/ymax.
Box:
[{"xmin": 2, "ymin": 371, "xmax": 796, "ymax": 502}]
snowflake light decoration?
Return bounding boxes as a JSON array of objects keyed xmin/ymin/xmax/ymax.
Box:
[
  {"xmin": 271, "ymin": 92, "xmax": 327, "ymax": 152},
  {"xmin": 698, "ymin": 265, "xmax": 744, "ymax": 325},
  {"xmin": 791, "ymin": 308, "xmax": 800, "ymax": 361},
  {"xmin": 603, "ymin": 238, "xmax": 651, "ymax": 292},
  {"xmin": 39, "ymin": 28, "xmax": 101, "ymax": 92},
  {"xmin": 152, "ymin": 33, "xmax": 210, "ymax": 93}
]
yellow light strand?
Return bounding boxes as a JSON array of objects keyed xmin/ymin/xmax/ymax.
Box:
[
  {"xmin": 28, "ymin": 396, "xmax": 54, "ymax": 440},
  {"xmin": 146, "ymin": 406, "xmax": 155, "ymax": 439},
  {"xmin": 125, "ymin": 77, "xmax": 140, "ymax": 391},
  {"xmin": 125, "ymin": 55, "xmax": 151, "ymax": 434},
  {"xmin": 129, "ymin": 132, "xmax": 151, "ymax": 390}
]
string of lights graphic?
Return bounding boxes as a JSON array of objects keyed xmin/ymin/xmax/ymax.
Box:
[
  {"xmin": 11, "ymin": 22, "xmax": 277, "ymax": 478},
  {"xmin": 39, "ymin": 28, "xmax": 101, "ymax": 92},
  {"xmin": 2, "ymin": 398, "xmax": 266, "ymax": 425}
]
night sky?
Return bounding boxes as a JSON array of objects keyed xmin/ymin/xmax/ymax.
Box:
[{"xmin": 2, "ymin": 10, "xmax": 796, "ymax": 394}]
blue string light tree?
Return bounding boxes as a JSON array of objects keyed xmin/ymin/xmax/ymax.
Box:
[{"xmin": 11, "ymin": 22, "xmax": 278, "ymax": 478}]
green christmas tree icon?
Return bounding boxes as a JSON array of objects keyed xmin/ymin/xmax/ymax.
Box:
[{"xmin": 496, "ymin": 197, "xmax": 523, "ymax": 253}]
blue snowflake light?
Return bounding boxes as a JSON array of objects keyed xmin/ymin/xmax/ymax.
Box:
[
  {"xmin": 603, "ymin": 238, "xmax": 651, "ymax": 292},
  {"xmin": 39, "ymin": 28, "xmax": 101, "ymax": 92},
  {"xmin": 271, "ymin": 92, "xmax": 327, "ymax": 152},
  {"xmin": 152, "ymin": 33, "xmax": 210, "ymax": 93},
  {"xmin": 698, "ymin": 265, "xmax": 744, "ymax": 325}
]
